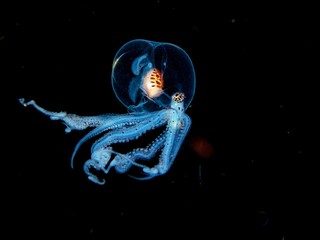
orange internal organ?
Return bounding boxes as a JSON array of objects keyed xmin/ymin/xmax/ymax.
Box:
[{"xmin": 142, "ymin": 68, "xmax": 164, "ymax": 99}]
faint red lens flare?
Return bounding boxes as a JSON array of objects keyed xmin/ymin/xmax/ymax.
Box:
[{"xmin": 190, "ymin": 136, "xmax": 214, "ymax": 159}]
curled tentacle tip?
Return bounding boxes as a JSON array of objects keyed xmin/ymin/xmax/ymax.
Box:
[
  {"xmin": 88, "ymin": 176, "xmax": 105, "ymax": 185},
  {"xmin": 19, "ymin": 98, "xmax": 34, "ymax": 107},
  {"xmin": 18, "ymin": 98, "xmax": 26, "ymax": 106}
]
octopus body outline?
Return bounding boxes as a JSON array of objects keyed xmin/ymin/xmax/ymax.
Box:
[{"xmin": 19, "ymin": 39, "xmax": 195, "ymax": 185}]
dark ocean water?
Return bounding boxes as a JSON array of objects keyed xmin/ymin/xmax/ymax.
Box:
[{"xmin": 2, "ymin": 1, "xmax": 315, "ymax": 239}]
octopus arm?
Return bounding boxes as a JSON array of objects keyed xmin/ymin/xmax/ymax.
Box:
[
  {"xmin": 90, "ymin": 110, "xmax": 167, "ymax": 153},
  {"xmin": 70, "ymin": 112, "xmax": 160, "ymax": 167},
  {"xmin": 159, "ymin": 113, "xmax": 191, "ymax": 174}
]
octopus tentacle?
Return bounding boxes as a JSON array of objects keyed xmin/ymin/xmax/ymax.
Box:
[
  {"xmin": 19, "ymin": 91, "xmax": 192, "ymax": 184},
  {"xmin": 143, "ymin": 111, "xmax": 191, "ymax": 175},
  {"xmin": 114, "ymin": 130, "xmax": 167, "ymax": 176},
  {"xmin": 70, "ymin": 111, "xmax": 159, "ymax": 167},
  {"xmin": 160, "ymin": 114, "xmax": 191, "ymax": 170},
  {"xmin": 90, "ymin": 110, "xmax": 167, "ymax": 153}
]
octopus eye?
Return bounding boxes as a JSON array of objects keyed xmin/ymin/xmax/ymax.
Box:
[
  {"xmin": 173, "ymin": 93, "xmax": 185, "ymax": 103},
  {"xmin": 142, "ymin": 68, "xmax": 164, "ymax": 99}
]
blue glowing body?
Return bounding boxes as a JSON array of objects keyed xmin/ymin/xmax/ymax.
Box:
[{"xmin": 20, "ymin": 39, "xmax": 196, "ymax": 184}]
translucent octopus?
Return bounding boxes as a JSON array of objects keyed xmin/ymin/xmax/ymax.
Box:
[{"xmin": 20, "ymin": 39, "xmax": 196, "ymax": 185}]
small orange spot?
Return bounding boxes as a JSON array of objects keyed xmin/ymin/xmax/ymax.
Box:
[{"xmin": 190, "ymin": 136, "xmax": 214, "ymax": 159}]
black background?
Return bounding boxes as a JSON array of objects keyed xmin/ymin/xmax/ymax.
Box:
[{"xmin": 1, "ymin": 1, "xmax": 315, "ymax": 239}]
